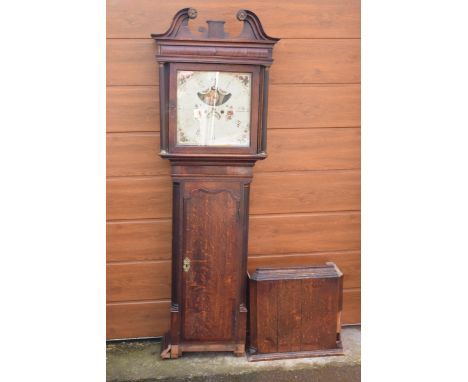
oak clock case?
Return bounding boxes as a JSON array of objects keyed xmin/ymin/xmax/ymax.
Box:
[{"xmin": 152, "ymin": 8, "xmax": 279, "ymax": 359}]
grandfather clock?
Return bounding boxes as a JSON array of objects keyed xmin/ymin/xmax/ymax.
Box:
[{"xmin": 151, "ymin": 8, "xmax": 279, "ymax": 359}]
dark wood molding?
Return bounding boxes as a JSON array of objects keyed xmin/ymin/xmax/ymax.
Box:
[
  {"xmin": 151, "ymin": 9, "xmax": 279, "ymax": 66},
  {"xmin": 247, "ymin": 347, "xmax": 344, "ymax": 362},
  {"xmin": 151, "ymin": 8, "xmax": 279, "ymax": 43}
]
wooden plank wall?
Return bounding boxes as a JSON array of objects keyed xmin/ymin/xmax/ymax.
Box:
[{"xmin": 107, "ymin": 0, "xmax": 361, "ymax": 339}]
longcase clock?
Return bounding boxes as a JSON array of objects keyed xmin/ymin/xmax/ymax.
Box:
[{"xmin": 151, "ymin": 8, "xmax": 279, "ymax": 359}]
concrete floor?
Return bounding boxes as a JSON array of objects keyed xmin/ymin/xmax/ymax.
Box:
[{"xmin": 107, "ymin": 326, "xmax": 360, "ymax": 382}]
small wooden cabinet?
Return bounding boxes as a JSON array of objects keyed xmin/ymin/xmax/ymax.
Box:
[
  {"xmin": 247, "ymin": 263, "xmax": 344, "ymax": 361},
  {"xmin": 151, "ymin": 9, "xmax": 279, "ymax": 358}
]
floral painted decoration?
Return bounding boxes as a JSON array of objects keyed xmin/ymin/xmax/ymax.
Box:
[{"xmin": 237, "ymin": 75, "xmax": 249, "ymax": 86}]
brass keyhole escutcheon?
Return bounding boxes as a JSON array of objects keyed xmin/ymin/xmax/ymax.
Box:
[{"xmin": 183, "ymin": 257, "xmax": 191, "ymax": 272}]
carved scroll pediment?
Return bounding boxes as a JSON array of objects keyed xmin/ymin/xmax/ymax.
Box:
[{"xmin": 151, "ymin": 8, "xmax": 279, "ymax": 43}]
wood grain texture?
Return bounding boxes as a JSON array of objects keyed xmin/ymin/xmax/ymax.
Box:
[
  {"xmin": 268, "ymin": 85, "xmax": 360, "ymax": 128},
  {"xmin": 107, "ymin": 219, "xmax": 172, "ymax": 262},
  {"xmin": 301, "ymin": 278, "xmax": 338, "ymax": 351},
  {"xmin": 106, "ymin": 289, "xmax": 359, "ymax": 340},
  {"xmin": 106, "ymin": 84, "xmax": 361, "ymax": 132},
  {"xmin": 245, "ymin": 262, "xmax": 347, "ymax": 361},
  {"xmin": 107, "ymin": 300, "xmax": 170, "ymax": 339},
  {"xmin": 107, "ymin": 86, "xmax": 159, "ymax": 132},
  {"xmin": 107, "ymin": 171, "xmax": 359, "ymax": 220},
  {"xmin": 107, "ymin": 0, "xmax": 360, "ymax": 39},
  {"xmin": 107, "ymin": 133, "xmax": 170, "ymax": 177},
  {"xmin": 106, "ymin": 213, "xmax": 359, "ymax": 262},
  {"xmin": 277, "ymin": 280, "xmax": 302, "ymax": 352},
  {"xmin": 258, "ymin": 128, "xmax": 360, "ymax": 172},
  {"xmin": 107, "ymin": 261, "xmax": 171, "ymax": 302},
  {"xmin": 251, "ymin": 170, "xmax": 360, "ymax": 215},
  {"xmin": 107, "ymin": 40, "xmax": 156, "ymax": 86},
  {"xmin": 342, "ymin": 289, "xmax": 360, "ymax": 324},
  {"xmin": 249, "ymin": 212, "xmax": 360, "ymax": 255},
  {"xmin": 107, "ymin": 39, "xmax": 360, "ymax": 86},
  {"xmin": 181, "ymin": 184, "xmax": 243, "ymax": 342},
  {"xmin": 106, "ymin": 176, "xmax": 171, "ymax": 220},
  {"xmin": 271, "ymin": 39, "xmax": 360, "ymax": 84},
  {"xmin": 107, "ymin": 128, "xmax": 360, "ymax": 176},
  {"xmin": 248, "ymin": 251, "xmax": 360, "ymax": 289},
  {"xmin": 106, "ymin": 253, "xmax": 359, "ymax": 306},
  {"xmin": 106, "ymin": 0, "xmax": 361, "ymax": 340},
  {"xmin": 256, "ymin": 281, "xmax": 278, "ymax": 353}
]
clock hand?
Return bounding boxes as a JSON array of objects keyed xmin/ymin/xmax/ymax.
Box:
[{"xmin": 209, "ymin": 73, "xmax": 220, "ymax": 142}]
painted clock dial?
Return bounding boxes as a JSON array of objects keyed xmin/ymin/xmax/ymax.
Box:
[{"xmin": 176, "ymin": 70, "xmax": 252, "ymax": 147}]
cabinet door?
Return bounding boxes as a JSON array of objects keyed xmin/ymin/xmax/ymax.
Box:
[
  {"xmin": 181, "ymin": 181, "xmax": 243, "ymax": 342},
  {"xmin": 301, "ymin": 278, "xmax": 340, "ymax": 351}
]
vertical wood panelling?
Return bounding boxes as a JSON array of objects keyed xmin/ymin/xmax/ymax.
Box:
[
  {"xmin": 277, "ymin": 281, "xmax": 302, "ymax": 352},
  {"xmin": 256, "ymin": 281, "xmax": 278, "ymax": 353}
]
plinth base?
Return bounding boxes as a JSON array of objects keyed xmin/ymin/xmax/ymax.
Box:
[
  {"xmin": 160, "ymin": 332, "xmax": 245, "ymax": 360},
  {"xmin": 246, "ymin": 341, "xmax": 344, "ymax": 362}
]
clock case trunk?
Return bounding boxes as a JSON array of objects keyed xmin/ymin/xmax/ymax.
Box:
[
  {"xmin": 152, "ymin": 9, "xmax": 279, "ymax": 359},
  {"xmin": 161, "ymin": 164, "xmax": 253, "ymax": 359}
]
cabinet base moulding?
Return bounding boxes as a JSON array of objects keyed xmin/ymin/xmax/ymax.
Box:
[
  {"xmin": 161, "ymin": 332, "xmax": 245, "ymax": 359},
  {"xmin": 246, "ymin": 341, "xmax": 344, "ymax": 362}
]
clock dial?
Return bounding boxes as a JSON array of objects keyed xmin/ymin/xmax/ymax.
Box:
[{"xmin": 176, "ymin": 70, "xmax": 251, "ymax": 147}]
